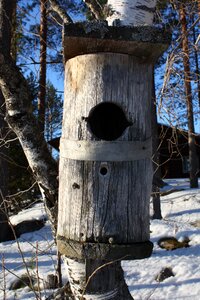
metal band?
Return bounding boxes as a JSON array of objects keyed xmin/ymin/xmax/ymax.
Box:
[
  {"xmin": 60, "ymin": 138, "xmax": 152, "ymax": 161},
  {"xmin": 57, "ymin": 236, "xmax": 153, "ymax": 260}
]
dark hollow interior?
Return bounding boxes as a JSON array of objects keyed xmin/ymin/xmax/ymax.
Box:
[
  {"xmin": 87, "ymin": 102, "xmax": 132, "ymax": 141},
  {"xmin": 100, "ymin": 167, "xmax": 108, "ymax": 176}
]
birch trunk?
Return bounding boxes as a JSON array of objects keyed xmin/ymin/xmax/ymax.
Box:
[
  {"xmin": 106, "ymin": 0, "xmax": 157, "ymax": 26},
  {"xmin": 83, "ymin": 0, "xmax": 103, "ymax": 20},
  {"xmin": 0, "ymin": 0, "xmax": 59, "ymax": 236},
  {"xmin": 64, "ymin": 258, "xmax": 133, "ymax": 300}
]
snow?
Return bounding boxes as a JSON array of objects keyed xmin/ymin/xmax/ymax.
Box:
[
  {"xmin": 0, "ymin": 179, "xmax": 200, "ymax": 299},
  {"xmin": 123, "ymin": 179, "xmax": 200, "ymax": 300},
  {"xmin": 10, "ymin": 203, "xmax": 46, "ymax": 225}
]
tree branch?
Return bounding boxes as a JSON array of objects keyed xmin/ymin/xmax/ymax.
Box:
[
  {"xmin": 49, "ymin": 0, "xmax": 73, "ymax": 24},
  {"xmin": 0, "ymin": 54, "xmax": 58, "ymax": 234},
  {"xmin": 83, "ymin": 0, "xmax": 104, "ymax": 20}
]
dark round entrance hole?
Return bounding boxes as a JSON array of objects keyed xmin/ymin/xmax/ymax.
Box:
[
  {"xmin": 87, "ymin": 102, "xmax": 132, "ymax": 141},
  {"xmin": 100, "ymin": 167, "xmax": 108, "ymax": 176}
]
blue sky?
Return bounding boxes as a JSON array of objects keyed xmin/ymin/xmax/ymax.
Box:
[{"xmin": 20, "ymin": 0, "xmax": 200, "ymax": 135}]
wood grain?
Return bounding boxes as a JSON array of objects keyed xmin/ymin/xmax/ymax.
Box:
[
  {"xmin": 60, "ymin": 138, "xmax": 152, "ymax": 161},
  {"xmin": 57, "ymin": 53, "xmax": 153, "ymax": 251}
]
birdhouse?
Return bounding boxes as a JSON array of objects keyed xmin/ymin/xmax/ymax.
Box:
[{"xmin": 57, "ymin": 22, "xmax": 170, "ymax": 260}]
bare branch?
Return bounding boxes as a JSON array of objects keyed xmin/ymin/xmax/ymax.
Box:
[
  {"xmin": 0, "ymin": 55, "xmax": 59, "ymax": 233},
  {"xmin": 49, "ymin": 0, "xmax": 73, "ymax": 24},
  {"xmin": 83, "ymin": 0, "xmax": 104, "ymax": 20}
]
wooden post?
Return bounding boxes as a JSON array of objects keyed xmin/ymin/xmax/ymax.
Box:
[{"xmin": 57, "ymin": 23, "xmax": 170, "ymax": 299}]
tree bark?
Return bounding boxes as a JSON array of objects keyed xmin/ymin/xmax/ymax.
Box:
[
  {"xmin": 0, "ymin": 0, "xmax": 59, "ymax": 235},
  {"xmin": 0, "ymin": 0, "xmax": 17, "ymax": 242},
  {"xmin": 38, "ymin": 0, "xmax": 47, "ymax": 135},
  {"xmin": 64, "ymin": 258, "xmax": 133, "ymax": 300},
  {"xmin": 198, "ymin": 0, "xmax": 200, "ymax": 20},
  {"xmin": 0, "ymin": 90, "xmax": 13, "ymax": 242},
  {"xmin": 0, "ymin": 57, "xmax": 59, "ymax": 229},
  {"xmin": 196, "ymin": 0, "xmax": 200, "ymax": 134},
  {"xmin": 49, "ymin": 0, "xmax": 73, "ymax": 23},
  {"xmin": 179, "ymin": 4, "xmax": 199, "ymax": 188},
  {"xmin": 83, "ymin": 0, "xmax": 103, "ymax": 20},
  {"xmin": 10, "ymin": 0, "xmax": 17, "ymax": 61},
  {"xmin": 106, "ymin": 0, "xmax": 157, "ymax": 26},
  {"xmin": 192, "ymin": 15, "xmax": 200, "ymax": 109},
  {"xmin": 151, "ymin": 68, "xmax": 162, "ymax": 219}
]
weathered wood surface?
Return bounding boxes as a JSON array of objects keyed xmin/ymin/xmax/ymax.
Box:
[
  {"xmin": 63, "ymin": 22, "xmax": 171, "ymax": 62},
  {"xmin": 57, "ymin": 237, "xmax": 153, "ymax": 260},
  {"xmin": 60, "ymin": 138, "xmax": 152, "ymax": 161},
  {"xmin": 57, "ymin": 53, "xmax": 153, "ymax": 254}
]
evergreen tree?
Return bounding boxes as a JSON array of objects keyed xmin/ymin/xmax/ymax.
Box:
[
  {"xmin": 179, "ymin": 2, "xmax": 199, "ymax": 188},
  {"xmin": 155, "ymin": 1, "xmax": 200, "ymax": 187},
  {"xmin": 45, "ymin": 81, "xmax": 63, "ymax": 142},
  {"xmin": 38, "ymin": 0, "xmax": 47, "ymax": 135}
]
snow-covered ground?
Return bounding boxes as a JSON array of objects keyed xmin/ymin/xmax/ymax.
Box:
[
  {"xmin": 124, "ymin": 178, "xmax": 200, "ymax": 300},
  {"xmin": 0, "ymin": 179, "xmax": 200, "ymax": 299}
]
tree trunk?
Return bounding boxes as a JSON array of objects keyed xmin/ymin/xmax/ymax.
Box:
[
  {"xmin": 0, "ymin": 0, "xmax": 58, "ymax": 237},
  {"xmin": 64, "ymin": 258, "xmax": 133, "ymax": 300},
  {"xmin": 198, "ymin": 0, "xmax": 200, "ymax": 20},
  {"xmin": 0, "ymin": 60, "xmax": 59, "ymax": 235},
  {"xmin": 0, "ymin": 0, "xmax": 16, "ymax": 242},
  {"xmin": 83, "ymin": 0, "xmax": 103, "ymax": 20},
  {"xmin": 179, "ymin": 4, "xmax": 199, "ymax": 188},
  {"xmin": 191, "ymin": 15, "xmax": 200, "ymax": 109},
  {"xmin": 0, "ymin": 90, "xmax": 13, "ymax": 242},
  {"xmin": 10, "ymin": 0, "xmax": 17, "ymax": 61},
  {"xmin": 106, "ymin": 0, "xmax": 157, "ymax": 26},
  {"xmin": 38, "ymin": 0, "xmax": 47, "ymax": 135},
  {"xmin": 151, "ymin": 68, "xmax": 162, "ymax": 219},
  {"xmin": 197, "ymin": 0, "xmax": 200, "ymax": 134}
]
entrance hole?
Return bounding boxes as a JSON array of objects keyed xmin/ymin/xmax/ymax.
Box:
[
  {"xmin": 87, "ymin": 102, "xmax": 132, "ymax": 141},
  {"xmin": 100, "ymin": 167, "xmax": 108, "ymax": 176}
]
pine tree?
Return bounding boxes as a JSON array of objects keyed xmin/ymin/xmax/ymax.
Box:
[
  {"xmin": 179, "ymin": 2, "xmax": 199, "ymax": 188},
  {"xmin": 152, "ymin": 68, "xmax": 163, "ymax": 219},
  {"xmin": 38, "ymin": 0, "xmax": 47, "ymax": 135},
  {"xmin": 45, "ymin": 81, "xmax": 63, "ymax": 143}
]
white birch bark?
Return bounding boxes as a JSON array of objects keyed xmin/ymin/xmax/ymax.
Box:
[
  {"xmin": 106, "ymin": 0, "xmax": 157, "ymax": 26},
  {"xmin": 64, "ymin": 258, "xmax": 123, "ymax": 300}
]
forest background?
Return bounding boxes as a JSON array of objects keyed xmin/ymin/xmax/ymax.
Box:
[{"xmin": 0, "ymin": 0, "xmax": 200, "ymax": 298}]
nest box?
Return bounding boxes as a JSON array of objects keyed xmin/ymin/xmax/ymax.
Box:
[{"xmin": 57, "ymin": 22, "xmax": 170, "ymax": 260}]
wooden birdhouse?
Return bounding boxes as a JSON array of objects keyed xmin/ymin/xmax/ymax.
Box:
[{"xmin": 57, "ymin": 22, "xmax": 170, "ymax": 260}]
